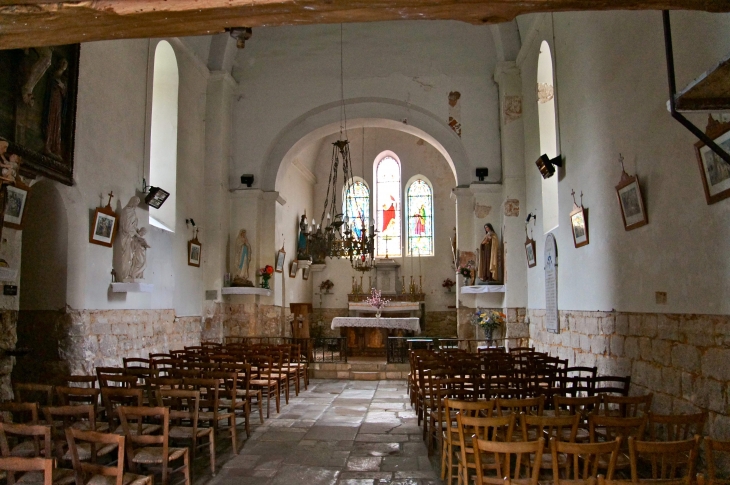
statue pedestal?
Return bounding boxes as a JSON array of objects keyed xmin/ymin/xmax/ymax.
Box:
[{"xmin": 111, "ymin": 282, "xmax": 154, "ymax": 293}]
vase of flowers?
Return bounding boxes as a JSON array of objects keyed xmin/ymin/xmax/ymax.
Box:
[
  {"xmin": 319, "ymin": 279, "xmax": 334, "ymax": 294},
  {"xmin": 442, "ymin": 278, "xmax": 455, "ymax": 293},
  {"xmin": 471, "ymin": 308, "xmax": 505, "ymax": 343},
  {"xmin": 458, "ymin": 266, "xmax": 473, "ymax": 286},
  {"xmin": 365, "ymin": 288, "xmax": 390, "ymax": 318},
  {"xmin": 258, "ymin": 265, "xmax": 274, "ymax": 289}
]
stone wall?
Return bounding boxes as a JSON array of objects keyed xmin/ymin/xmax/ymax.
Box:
[
  {"xmin": 528, "ymin": 309, "xmax": 730, "ymax": 440},
  {"xmin": 0, "ymin": 310, "xmax": 17, "ymax": 400},
  {"xmin": 423, "ymin": 310, "xmax": 457, "ymax": 337},
  {"xmin": 202, "ymin": 303, "xmax": 289, "ymax": 343}
]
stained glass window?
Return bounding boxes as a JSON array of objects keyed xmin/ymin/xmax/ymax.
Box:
[
  {"xmin": 375, "ymin": 155, "xmax": 401, "ymax": 257},
  {"xmin": 406, "ymin": 179, "xmax": 433, "ymax": 256},
  {"xmin": 343, "ymin": 179, "xmax": 370, "ymax": 240}
]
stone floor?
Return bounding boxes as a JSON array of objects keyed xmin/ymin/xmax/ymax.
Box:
[{"xmin": 204, "ymin": 379, "xmax": 441, "ymax": 485}]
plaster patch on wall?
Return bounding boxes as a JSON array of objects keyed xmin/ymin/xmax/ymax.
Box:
[
  {"xmin": 537, "ymin": 83, "xmax": 554, "ymax": 104},
  {"xmin": 474, "ymin": 203, "xmax": 491, "ymax": 219},
  {"xmin": 416, "ymin": 138, "xmax": 425, "ymax": 146},
  {"xmin": 504, "ymin": 199, "xmax": 520, "ymax": 217},
  {"xmin": 448, "ymin": 91, "xmax": 462, "ymax": 137},
  {"xmin": 503, "ymin": 95, "xmax": 522, "ymax": 124}
]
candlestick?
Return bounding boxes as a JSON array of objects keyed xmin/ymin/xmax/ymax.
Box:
[
  {"xmin": 401, "ymin": 276, "xmax": 405, "ymax": 293},
  {"xmin": 418, "ymin": 249, "xmax": 422, "ymax": 278},
  {"xmin": 352, "ymin": 276, "xmax": 355, "ymax": 294},
  {"xmin": 419, "ymin": 275, "xmax": 423, "ymax": 294},
  {"xmin": 411, "ymin": 250, "xmax": 414, "ymax": 280},
  {"xmin": 369, "ymin": 276, "xmax": 372, "ymax": 290},
  {"xmin": 360, "ymin": 276, "xmax": 363, "ymax": 293}
]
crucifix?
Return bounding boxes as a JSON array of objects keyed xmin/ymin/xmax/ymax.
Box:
[{"xmin": 106, "ymin": 191, "xmax": 114, "ymax": 208}]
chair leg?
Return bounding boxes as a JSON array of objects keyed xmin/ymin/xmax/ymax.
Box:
[
  {"xmin": 230, "ymin": 413, "xmax": 238, "ymax": 454},
  {"xmin": 441, "ymin": 439, "xmax": 448, "ymax": 480},
  {"xmin": 183, "ymin": 448, "xmax": 191, "ymax": 485},
  {"xmin": 209, "ymin": 429, "xmax": 216, "ymax": 476},
  {"xmin": 274, "ymin": 386, "xmax": 280, "ymax": 413},
  {"xmin": 244, "ymin": 401, "xmax": 251, "ymax": 437},
  {"xmin": 256, "ymin": 392, "xmax": 264, "ymax": 423}
]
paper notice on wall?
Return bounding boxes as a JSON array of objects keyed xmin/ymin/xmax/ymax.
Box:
[{"xmin": 544, "ymin": 233, "xmax": 559, "ymax": 333}]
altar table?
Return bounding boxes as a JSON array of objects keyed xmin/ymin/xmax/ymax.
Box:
[{"xmin": 331, "ymin": 316, "xmax": 421, "ymax": 335}]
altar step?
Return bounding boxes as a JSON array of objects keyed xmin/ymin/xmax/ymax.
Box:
[{"xmin": 309, "ymin": 361, "xmax": 409, "ymax": 380}]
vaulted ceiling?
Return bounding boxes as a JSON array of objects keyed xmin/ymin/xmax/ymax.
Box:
[{"xmin": 1, "ymin": 0, "xmax": 728, "ymax": 49}]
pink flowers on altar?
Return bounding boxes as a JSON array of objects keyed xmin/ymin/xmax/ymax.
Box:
[{"xmin": 365, "ymin": 288, "xmax": 390, "ymax": 311}]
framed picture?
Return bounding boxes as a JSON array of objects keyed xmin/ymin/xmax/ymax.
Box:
[
  {"xmin": 570, "ymin": 206, "xmax": 589, "ymax": 248},
  {"xmin": 695, "ymin": 118, "xmax": 730, "ymax": 205},
  {"xmin": 525, "ymin": 238, "xmax": 536, "ymax": 268},
  {"xmin": 302, "ymin": 266, "xmax": 310, "ymax": 281},
  {"xmin": 275, "ymin": 247, "xmax": 286, "ymax": 273},
  {"xmin": 89, "ymin": 204, "xmax": 117, "ymax": 247},
  {"xmin": 289, "ymin": 260, "xmax": 298, "ymax": 278},
  {"xmin": 616, "ymin": 172, "xmax": 648, "ymax": 231},
  {"xmin": 3, "ymin": 182, "xmax": 29, "ymax": 230},
  {"xmin": 188, "ymin": 238, "xmax": 201, "ymax": 267},
  {"xmin": 0, "ymin": 44, "xmax": 80, "ymax": 186}
]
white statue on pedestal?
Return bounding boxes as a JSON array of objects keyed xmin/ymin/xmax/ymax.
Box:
[{"xmin": 118, "ymin": 196, "xmax": 150, "ymax": 282}]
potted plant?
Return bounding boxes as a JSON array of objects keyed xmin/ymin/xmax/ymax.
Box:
[
  {"xmin": 458, "ymin": 265, "xmax": 473, "ymax": 286},
  {"xmin": 319, "ymin": 279, "xmax": 334, "ymax": 294},
  {"xmin": 442, "ymin": 278, "xmax": 455, "ymax": 293},
  {"xmin": 257, "ymin": 265, "xmax": 274, "ymax": 289},
  {"xmin": 365, "ymin": 288, "xmax": 390, "ymax": 318},
  {"xmin": 471, "ymin": 308, "xmax": 505, "ymax": 343}
]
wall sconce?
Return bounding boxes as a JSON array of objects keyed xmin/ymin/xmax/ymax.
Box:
[
  {"xmin": 475, "ymin": 168, "xmax": 489, "ymax": 181},
  {"xmin": 240, "ymin": 174, "xmax": 254, "ymax": 187},
  {"xmin": 145, "ymin": 186, "xmax": 170, "ymax": 209},
  {"xmin": 186, "ymin": 218, "xmax": 196, "ymax": 228},
  {"xmin": 526, "ymin": 212, "xmax": 537, "ymax": 224},
  {"xmin": 535, "ymin": 154, "xmax": 563, "ymax": 179}
]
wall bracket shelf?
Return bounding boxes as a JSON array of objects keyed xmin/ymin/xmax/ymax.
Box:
[
  {"xmin": 111, "ymin": 282, "xmax": 154, "ymax": 293},
  {"xmin": 221, "ymin": 287, "xmax": 271, "ymax": 297}
]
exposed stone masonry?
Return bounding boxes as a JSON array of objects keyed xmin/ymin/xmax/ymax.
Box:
[{"xmin": 202, "ymin": 303, "xmax": 290, "ymax": 342}]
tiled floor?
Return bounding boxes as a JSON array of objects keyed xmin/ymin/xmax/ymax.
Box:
[{"xmin": 206, "ymin": 379, "xmax": 441, "ymax": 485}]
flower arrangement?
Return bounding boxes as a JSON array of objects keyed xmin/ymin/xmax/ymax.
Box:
[
  {"xmin": 442, "ymin": 278, "xmax": 455, "ymax": 291},
  {"xmin": 319, "ymin": 279, "xmax": 334, "ymax": 293},
  {"xmin": 258, "ymin": 265, "xmax": 274, "ymax": 289},
  {"xmin": 365, "ymin": 288, "xmax": 390, "ymax": 315},
  {"xmin": 471, "ymin": 308, "xmax": 506, "ymax": 332}
]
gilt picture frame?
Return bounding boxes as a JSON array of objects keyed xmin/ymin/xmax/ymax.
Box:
[
  {"xmin": 90, "ymin": 204, "xmax": 117, "ymax": 247},
  {"xmin": 616, "ymin": 172, "xmax": 648, "ymax": 231},
  {"xmin": 570, "ymin": 206, "xmax": 589, "ymax": 248},
  {"xmin": 695, "ymin": 118, "xmax": 730, "ymax": 205},
  {"xmin": 188, "ymin": 239, "xmax": 201, "ymax": 267},
  {"xmin": 525, "ymin": 238, "xmax": 536, "ymax": 268},
  {"xmin": 302, "ymin": 266, "xmax": 310, "ymax": 281},
  {"xmin": 289, "ymin": 260, "xmax": 298, "ymax": 278},
  {"xmin": 275, "ymin": 247, "xmax": 286, "ymax": 273}
]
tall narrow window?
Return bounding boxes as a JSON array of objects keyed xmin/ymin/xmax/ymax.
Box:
[
  {"xmin": 406, "ymin": 178, "xmax": 433, "ymax": 256},
  {"xmin": 537, "ymin": 40, "xmax": 558, "ymax": 233},
  {"xmin": 149, "ymin": 41, "xmax": 178, "ymax": 232},
  {"xmin": 374, "ymin": 153, "xmax": 401, "ymax": 257},
  {"xmin": 343, "ymin": 177, "xmax": 370, "ymax": 239}
]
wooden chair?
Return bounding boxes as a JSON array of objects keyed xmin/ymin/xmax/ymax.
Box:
[
  {"xmin": 456, "ymin": 413, "xmax": 515, "ymax": 485},
  {"xmin": 43, "ymin": 405, "xmax": 115, "ymax": 461},
  {"xmin": 209, "ymin": 370, "xmax": 249, "ymax": 438},
  {"xmin": 13, "ymin": 384, "xmax": 54, "ymax": 407},
  {"xmin": 628, "ymin": 436, "xmax": 700, "ymax": 483},
  {"xmin": 183, "ymin": 378, "xmax": 237, "ymax": 454},
  {"xmin": 220, "ymin": 362, "xmax": 263, "ymax": 427},
  {"xmin": 55, "ymin": 386, "xmax": 101, "ymax": 412},
  {"xmin": 554, "ymin": 395, "xmax": 601, "ymax": 442},
  {"xmin": 118, "ymin": 406, "xmax": 190, "ymax": 485},
  {"xmin": 65, "ymin": 427, "xmax": 153, "ymax": 485},
  {"xmin": 123, "ymin": 358, "xmax": 151, "ymax": 369},
  {"xmin": 0, "ymin": 423, "xmax": 75, "ymax": 485},
  {"xmin": 601, "ymin": 394, "xmax": 653, "ymax": 418},
  {"xmin": 98, "ymin": 375, "xmax": 138, "ymax": 390},
  {"xmin": 249, "ymin": 353, "xmax": 280, "ymax": 418},
  {"xmin": 62, "ymin": 377, "xmax": 97, "ymax": 389},
  {"xmin": 496, "ymin": 396, "xmax": 545, "ymax": 441},
  {"xmin": 646, "ymin": 412, "xmax": 707, "ymax": 441},
  {"xmin": 589, "ymin": 415, "xmax": 647, "ymax": 472},
  {"xmin": 551, "ymin": 438, "xmax": 621, "ymax": 484},
  {"xmin": 441, "ymin": 399, "xmax": 495, "ymax": 485},
  {"xmin": 591, "ymin": 376, "xmax": 630, "ymax": 397},
  {"xmin": 0, "ymin": 456, "xmax": 54, "ymax": 485},
  {"xmin": 0, "ymin": 422, "xmax": 49, "ymax": 459},
  {"xmin": 158, "ymin": 389, "xmax": 215, "ymax": 477},
  {"xmin": 0, "ymin": 402, "xmax": 40, "ymax": 426},
  {"xmin": 101, "ymin": 388, "xmax": 159, "ymax": 436},
  {"xmin": 704, "ymin": 438, "xmax": 730, "ymax": 485},
  {"xmin": 472, "ymin": 436, "xmax": 545, "ymax": 485},
  {"xmin": 521, "ymin": 414, "xmax": 579, "ymax": 472}
]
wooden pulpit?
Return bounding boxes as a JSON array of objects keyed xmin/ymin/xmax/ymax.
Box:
[{"xmin": 289, "ymin": 303, "xmax": 313, "ymax": 339}]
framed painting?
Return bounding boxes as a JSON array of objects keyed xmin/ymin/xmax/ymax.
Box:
[
  {"xmin": 275, "ymin": 247, "xmax": 286, "ymax": 273},
  {"xmin": 695, "ymin": 118, "xmax": 730, "ymax": 205},
  {"xmin": 0, "ymin": 44, "xmax": 80, "ymax": 185},
  {"xmin": 302, "ymin": 266, "xmax": 310, "ymax": 281},
  {"xmin": 188, "ymin": 238, "xmax": 201, "ymax": 267},
  {"xmin": 289, "ymin": 260, "xmax": 298, "ymax": 278},
  {"xmin": 616, "ymin": 172, "xmax": 648, "ymax": 230},
  {"xmin": 3, "ymin": 182, "xmax": 29, "ymax": 230},
  {"xmin": 570, "ymin": 206, "xmax": 589, "ymax": 248},
  {"xmin": 525, "ymin": 238, "xmax": 536, "ymax": 268},
  {"xmin": 90, "ymin": 205, "xmax": 117, "ymax": 247}
]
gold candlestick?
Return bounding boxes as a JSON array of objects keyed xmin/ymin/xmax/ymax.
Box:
[
  {"xmin": 360, "ymin": 276, "xmax": 363, "ymax": 293},
  {"xmin": 419, "ymin": 275, "xmax": 423, "ymax": 294}
]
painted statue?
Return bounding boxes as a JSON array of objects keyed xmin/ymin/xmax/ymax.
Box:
[
  {"xmin": 297, "ymin": 213, "xmax": 309, "ymax": 260},
  {"xmin": 233, "ymin": 229, "xmax": 253, "ymax": 286},
  {"xmin": 43, "ymin": 57, "xmax": 68, "ymax": 158},
  {"xmin": 478, "ymin": 223, "xmax": 499, "ymax": 282},
  {"xmin": 119, "ymin": 196, "xmax": 141, "ymax": 282}
]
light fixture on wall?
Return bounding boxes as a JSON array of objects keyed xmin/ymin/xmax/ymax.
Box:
[
  {"xmin": 306, "ymin": 25, "xmax": 376, "ymax": 270},
  {"xmin": 475, "ymin": 168, "xmax": 489, "ymax": 181},
  {"xmin": 535, "ymin": 154, "xmax": 563, "ymax": 179},
  {"xmin": 240, "ymin": 174, "xmax": 254, "ymax": 187},
  {"xmin": 144, "ymin": 186, "xmax": 170, "ymax": 209},
  {"xmin": 526, "ymin": 212, "xmax": 537, "ymax": 224}
]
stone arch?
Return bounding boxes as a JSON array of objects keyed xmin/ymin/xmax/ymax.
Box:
[{"xmin": 264, "ymin": 97, "xmax": 468, "ymax": 192}]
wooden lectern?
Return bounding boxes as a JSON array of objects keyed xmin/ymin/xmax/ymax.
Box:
[{"xmin": 289, "ymin": 303, "xmax": 313, "ymax": 339}]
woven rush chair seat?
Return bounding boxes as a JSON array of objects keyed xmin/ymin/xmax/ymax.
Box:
[
  {"xmin": 14, "ymin": 468, "xmax": 75, "ymax": 485},
  {"xmin": 112, "ymin": 423, "xmax": 160, "ymax": 436},
  {"xmin": 9, "ymin": 441, "xmax": 47, "ymax": 458},
  {"xmin": 131, "ymin": 447, "xmax": 187, "ymax": 464},
  {"xmin": 86, "ymin": 472, "xmax": 152, "ymax": 485},
  {"xmin": 61, "ymin": 442, "xmax": 118, "ymax": 462},
  {"xmin": 168, "ymin": 427, "xmax": 212, "ymax": 440}
]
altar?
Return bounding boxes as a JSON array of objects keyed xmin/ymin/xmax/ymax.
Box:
[{"xmin": 332, "ymin": 317, "xmax": 420, "ymax": 356}]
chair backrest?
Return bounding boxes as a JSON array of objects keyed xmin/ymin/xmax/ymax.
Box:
[
  {"xmin": 182, "ymin": 378, "xmax": 221, "ymax": 413},
  {"xmin": 591, "ymin": 376, "xmax": 630, "ymax": 396},
  {"xmin": 628, "ymin": 436, "xmax": 700, "ymax": 483},
  {"xmin": 647, "ymin": 412, "xmax": 707, "ymax": 441},
  {"xmin": 123, "ymin": 358, "xmax": 151, "ymax": 369},
  {"xmin": 705, "ymin": 438, "xmax": 730, "ymax": 485},
  {"xmin": 551, "ymin": 437, "xmax": 621, "ymax": 482},
  {"xmin": 13, "ymin": 383, "xmax": 53, "ymax": 407},
  {"xmin": 0, "ymin": 422, "xmax": 51, "ymax": 460},
  {"xmin": 589, "ymin": 415, "xmax": 646, "ymax": 450},
  {"xmin": 601, "ymin": 393, "xmax": 652, "ymax": 417},
  {"xmin": 56, "ymin": 386, "xmax": 101, "ymax": 407},
  {"xmin": 521, "ymin": 413, "xmax": 579, "ymax": 443},
  {"xmin": 0, "ymin": 402, "xmax": 39, "ymax": 425},
  {"xmin": 65, "ymin": 427, "xmax": 126, "ymax": 485},
  {"xmin": 117, "ymin": 406, "xmax": 169, "ymax": 472},
  {"xmin": 98, "ymin": 374, "xmax": 138, "ymax": 389},
  {"xmin": 554, "ymin": 395, "xmax": 601, "ymax": 420},
  {"xmin": 42, "ymin": 404, "xmax": 96, "ymax": 460},
  {"xmin": 497, "ymin": 396, "xmax": 545, "ymax": 416},
  {"xmin": 101, "ymin": 387, "xmax": 144, "ymax": 431},
  {"xmin": 64, "ymin": 376, "xmax": 98, "ymax": 389},
  {"xmin": 0, "ymin": 456, "xmax": 53, "ymax": 485},
  {"xmin": 473, "ymin": 436, "xmax": 544, "ymax": 485}
]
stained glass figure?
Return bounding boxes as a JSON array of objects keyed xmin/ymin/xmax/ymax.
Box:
[
  {"xmin": 375, "ymin": 156, "xmax": 401, "ymax": 257},
  {"xmin": 343, "ymin": 180, "xmax": 370, "ymax": 239},
  {"xmin": 407, "ymin": 179, "xmax": 433, "ymax": 256}
]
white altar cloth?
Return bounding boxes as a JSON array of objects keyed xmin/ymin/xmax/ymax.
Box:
[{"xmin": 331, "ymin": 317, "xmax": 421, "ymax": 334}]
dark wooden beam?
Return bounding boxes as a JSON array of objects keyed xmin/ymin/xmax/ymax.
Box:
[{"xmin": 0, "ymin": 0, "xmax": 728, "ymax": 49}]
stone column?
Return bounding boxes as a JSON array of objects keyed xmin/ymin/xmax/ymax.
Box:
[{"xmin": 452, "ymin": 187, "xmax": 474, "ymax": 340}]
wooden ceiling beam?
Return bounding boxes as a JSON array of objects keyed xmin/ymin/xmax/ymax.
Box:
[{"xmin": 0, "ymin": 0, "xmax": 728, "ymax": 49}]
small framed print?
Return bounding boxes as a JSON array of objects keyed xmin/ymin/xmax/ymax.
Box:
[
  {"xmin": 525, "ymin": 239, "xmax": 536, "ymax": 268},
  {"xmin": 695, "ymin": 117, "xmax": 730, "ymax": 205},
  {"xmin": 275, "ymin": 247, "xmax": 286, "ymax": 273},
  {"xmin": 302, "ymin": 266, "xmax": 310, "ymax": 281},
  {"xmin": 3, "ymin": 182, "xmax": 29, "ymax": 230},
  {"xmin": 570, "ymin": 206, "xmax": 589, "ymax": 248},
  {"xmin": 616, "ymin": 172, "xmax": 648, "ymax": 231},
  {"xmin": 188, "ymin": 238, "xmax": 202, "ymax": 267},
  {"xmin": 289, "ymin": 260, "xmax": 298, "ymax": 278},
  {"xmin": 90, "ymin": 205, "xmax": 117, "ymax": 247}
]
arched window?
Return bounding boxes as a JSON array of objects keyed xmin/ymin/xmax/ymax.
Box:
[
  {"xmin": 343, "ymin": 177, "xmax": 370, "ymax": 239},
  {"xmin": 374, "ymin": 153, "xmax": 401, "ymax": 257},
  {"xmin": 537, "ymin": 40, "xmax": 559, "ymax": 234},
  {"xmin": 148, "ymin": 40, "xmax": 178, "ymax": 232},
  {"xmin": 406, "ymin": 177, "xmax": 433, "ymax": 256}
]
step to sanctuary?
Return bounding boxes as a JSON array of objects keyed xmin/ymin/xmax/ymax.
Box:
[{"xmin": 308, "ymin": 360, "xmax": 409, "ymax": 380}]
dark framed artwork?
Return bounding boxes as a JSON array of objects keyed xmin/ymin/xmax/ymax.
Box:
[
  {"xmin": 289, "ymin": 260, "xmax": 298, "ymax": 278},
  {"xmin": 570, "ymin": 206, "xmax": 589, "ymax": 248},
  {"xmin": 302, "ymin": 266, "xmax": 310, "ymax": 281},
  {"xmin": 525, "ymin": 237, "xmax": 536, "ymax": 268},
  {"xmin": 616, "ymin": 171, "xmax": 648, "ymax": 231},
  {"xmin": 694, "ymin": 117, "xmax": 730, "ymax": 205},
  {"xmin": 90, "ymin": 204, "xmax": 117, "ymax": 248},
  {"xmin": 275, "ymin": 247, "xmax": 286, "ymax": 273},
  {"xmin": 188, "ymin": 238, "xmax": 202, "ymax": 267},
  {"xmin": 0, "ymin": 44, "xmax": 80, "ymax": 185},
  {"xmin": 3, "ymin": 182, "xmax": 29, "ymax": 230}
]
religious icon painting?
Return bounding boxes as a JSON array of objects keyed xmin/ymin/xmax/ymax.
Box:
[
  {"xmin": 90, "ymin": 195, "xmax": 117, "ymax": 248},
  {"xmin": 302, "ymin": 266, "xmax": 310, "ymax": 281},
  {"xmin": 695, "ymin": 117, "xmax": 730, "ymax": 205},
  {"xmin": 188, "ymin": 238, "xmax": 202, "ymax": 267},
  {"xmin": 525, "ymin": 237, "xmax": 536, "ymax": 268},
  {"xmin": 289, "ymin": 260, "xmax": 298, "ymax": 278},
  {"xmin": 3, "ymin": 182, "xmax": 29, "ymax": 230},
  {"xmin": 616, "ymin": 169, "xmax": 647, "ymax": 231},
  {"xmin": 275, "ymin": 247, "xmax": 286, "ymax": 273},
  {"xmin": 570, "ymin": 206, "xmax": 589, "ymax": 248}
]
